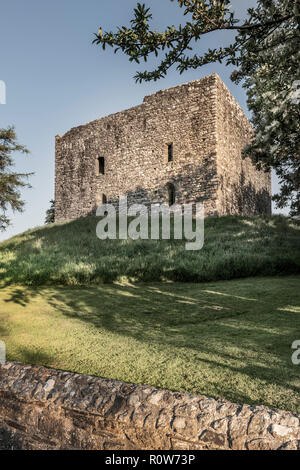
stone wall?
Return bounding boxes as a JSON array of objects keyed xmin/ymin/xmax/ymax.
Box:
[
  {"xmin": 0, "ymin": 362, "xmax": 299, "ymax": 450},
  {"xmin": 55, "ymin": 73, "xmax": 271, "ymax": 222},
  {"xmin": 55, "ymin": 74, "xmax": 218, "ymax": 220},
  {"xmin": 215, "ymin": 77, "xmax": 271, "ymax": 216}
]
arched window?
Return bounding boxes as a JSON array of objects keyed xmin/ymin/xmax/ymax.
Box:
[
  {"xmin": 167, "ymin": 183, "xmax": 176, "ymax": 206},
  {"xmin": 98, "ymin": 157, "xmax": 105, "ymax": 175}
]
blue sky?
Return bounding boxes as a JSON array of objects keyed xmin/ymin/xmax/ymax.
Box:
[{"xmin": 0, "ymin": 0, "xmax": 285, "ymax": 241}]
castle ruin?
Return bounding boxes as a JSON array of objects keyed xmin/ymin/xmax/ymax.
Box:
[{"xmin": 55, "ymin": 73, "xmax": 271, "ymax": 220}]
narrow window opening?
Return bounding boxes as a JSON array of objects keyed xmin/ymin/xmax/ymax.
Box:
[
  {"xmin": 167, "ymin": 183, "xmax": 176, "ymax": 206},
  {"xmin": 168, "ymin": 143, "xmax": 173, "ymax": 162},
  {"xmin": 98, "ymin": 157, "xmax": 105, "ymax": 175}
]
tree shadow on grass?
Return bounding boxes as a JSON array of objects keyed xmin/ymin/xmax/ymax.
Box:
[
  {"xmin": 3, "ymin": 287, "xmax": 40, "ymax": 307},
  {"xmin": 8, "ymin": 346, "xmax": 55, "ymax": 370}
]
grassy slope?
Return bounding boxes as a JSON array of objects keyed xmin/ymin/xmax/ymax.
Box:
[
  {"xmin": 1, "ymin": 276, "xmax": 299, "ymax": 413},
  {"xmin": 0, "ymin": 215, "xmax": 299, "ymax": 285}
]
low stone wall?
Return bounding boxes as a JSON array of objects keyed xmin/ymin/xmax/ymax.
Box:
[{"xmin": 0, "ymin": 362, "xmax": 299, "ymax": 450}]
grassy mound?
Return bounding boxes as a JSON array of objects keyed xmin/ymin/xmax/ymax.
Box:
[{"xmin": 0, "ymin": 215, "xmax": 299, "ymax": 286}]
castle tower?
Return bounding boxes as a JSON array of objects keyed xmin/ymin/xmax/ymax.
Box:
[{"xmin": 55, "ymin": 73, "xmax": 271, "ymax": 221}]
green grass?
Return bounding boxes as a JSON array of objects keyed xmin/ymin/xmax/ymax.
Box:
[
  {"xmin": 1, "ymin": 276, "xmax": 299, "ymax": 413},
  {"xmin": 0, "ymin": 215, "xmax": 299, "ymax": 285}
]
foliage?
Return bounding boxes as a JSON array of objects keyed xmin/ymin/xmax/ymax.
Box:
[
  {"xmin": 0, "ymin": 126, "xmax": 32, "ymax": 231},
  {"xmin": 93, "ymin": 1, "xmax": 300, "ymax": 214},
  {"xmin": 45, "ymin": 200, "xmax": 55, "ymax": 224},
  {"xmin": 93, "ymin": 1, "xmax": 297, "ymax": 82},
  {"xmin": 232, "ymin": 2, "xmax": 300, "ymax": 216}
]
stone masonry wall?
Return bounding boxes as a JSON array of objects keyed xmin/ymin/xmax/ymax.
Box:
[
  {"xmin": 0, "ymin": 362, "xmax": 299, "ymax": 450},
  {"xmin": 215, "ymin": 76, "xmax": 271, "ymax": 216},
  {"xmin": 55, "ymin": 74, "xmax": 219, "ymax": 220}
]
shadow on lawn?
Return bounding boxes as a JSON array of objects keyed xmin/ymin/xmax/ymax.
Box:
[
  {"xmin": 3, "ymin": 287, "xmax": 37, "ymax": 306},
  {"xmin": 11, "ymin": 346, "xmax": 55, "ymax": 367},
  {"xmin": 3, "ymin": 277, "xmax": 300, "ymax": 409}
]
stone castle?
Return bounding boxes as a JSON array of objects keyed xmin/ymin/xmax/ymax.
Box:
[{"xmin": 55, "ymin": 73, "xmax": 271, "ymax": 220}]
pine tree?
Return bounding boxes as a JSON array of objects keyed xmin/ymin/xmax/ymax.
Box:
[
  {"xmin": 0, "ymin": 126, "xmax": 32, "ymax": 231},
  {"xmin": 45, "ymin": 200, "xmax": 55, "ymax": 224}
]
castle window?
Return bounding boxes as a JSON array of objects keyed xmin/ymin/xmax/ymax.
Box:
[
  {"xmin": 102, "ymin": 194, "xmax": 107, "ymax": 204},
  {"xmin": 168, "ymin": 143, "xmax": 173, "ymax": 162},
  {"xmin": 167, "ymin": 183, "xmax": 176, "ymax": 206},
  {"xmin": 98, "ymin": 157, "xmax": 105, "ymax": 175}
]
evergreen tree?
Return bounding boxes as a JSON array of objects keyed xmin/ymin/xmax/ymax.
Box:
[
  {"xmin": 0, "ymin": 126, "xmax": 32, "ymax": 231},
  {"xmin": 45, "ymin": 199, "xmax": 55, "ymax": 224}
]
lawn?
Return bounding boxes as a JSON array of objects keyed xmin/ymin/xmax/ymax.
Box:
[{"xmin": 1, "ymin": 275, "xmax": 299, "ymax": 413}]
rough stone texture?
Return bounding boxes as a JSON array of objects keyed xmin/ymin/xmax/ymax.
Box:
[
  {"xmin": 215, "ymin": 78, "xmax": 271, "ymax": 215},
  {"xmin": 55, "ymin": 73, "xmax": 271, "ymax": 221},
  {"xmin": 0, "ymin": 362, "xmax": 299, "ymax": 450}
]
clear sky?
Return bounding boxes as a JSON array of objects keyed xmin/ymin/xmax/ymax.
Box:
[{"xmin": 0, "ymin": 0, "xmax": 286, "ymax": 241}]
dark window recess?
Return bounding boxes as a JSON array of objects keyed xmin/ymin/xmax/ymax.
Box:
[
  {"xmin": 168, "ymin": 144, "xmax": 173, "ymax": 162},
  {"xmin": 98, "ymin": 157, "xmax": 105, "ymax": 175},
  {"xmin": 167, "ymin": 183, "xmax": 176, "ymax": 206},
  {"xmin": 102, "ymin": 194, "xmax": 107, "ymax": 204}
]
